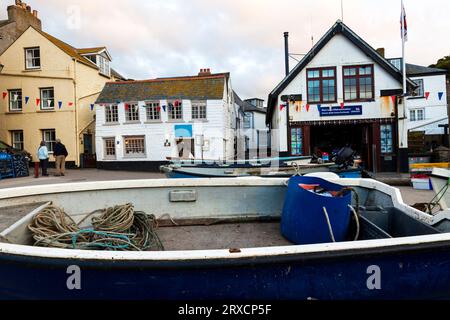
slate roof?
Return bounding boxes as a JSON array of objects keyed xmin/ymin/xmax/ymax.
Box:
[
  {"xmin": 35, "ymin": 27, "xmax": 98, "ymax": 69},
  {"xmin": 96, "ymin": 73, "xmax": 229, "ymax": 104},
  {"xmin": 234, "ymin": 92, "xmax": 266, "ymax": 114},
  {"xmin": 266, "ymin": 20, "xmax": 417, "ymax": 124},
  {"xmin": 406, "ymin": 63, "xmax": 447, "ymax": 77},
  {"xmin": 77, "ymin": 47, "xmax": 107, "ymax": 55}
]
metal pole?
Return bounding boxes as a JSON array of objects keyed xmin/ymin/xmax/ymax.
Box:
[{"xmin": 284, "ymin": 32, "xmax": 290, "ymax": 76}]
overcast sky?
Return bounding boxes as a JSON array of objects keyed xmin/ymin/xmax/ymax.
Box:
[{"xmin": 1, "ymin": 0, "xmax": 449, "ymax": 101}]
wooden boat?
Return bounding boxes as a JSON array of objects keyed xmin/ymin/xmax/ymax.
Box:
[
  {"xmin": 160, "ymin": 163, "xmax": 362, "ymax": 179},
  {"xmin": 1, "ymin": 177, "xmax": 450, "ymax": 300}
]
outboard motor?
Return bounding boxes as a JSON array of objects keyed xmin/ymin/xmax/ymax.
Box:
[{"xmin": 333, "ymin": 147, "xmax": 356, "ymax": 169}]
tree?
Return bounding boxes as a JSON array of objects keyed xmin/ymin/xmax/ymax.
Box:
[{"xmin": 430, "ymin": 55, "xmax": 450, "ymax": 79}]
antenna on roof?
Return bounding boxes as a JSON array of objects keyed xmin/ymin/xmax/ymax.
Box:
[{"xmin": 341, "ymin": 0, "xmax": 344, "ymax": 22}]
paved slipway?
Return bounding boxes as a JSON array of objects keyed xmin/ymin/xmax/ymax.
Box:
[{"xmin": 0, "ymin": 169, "xmax": 435, "ymax": 233}]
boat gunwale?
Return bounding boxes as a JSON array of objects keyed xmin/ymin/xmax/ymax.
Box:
[{"xmin": 0, "ymin": 177, "xmax": 441, "ymax": 262}]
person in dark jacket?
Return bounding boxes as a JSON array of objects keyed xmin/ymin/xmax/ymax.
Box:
[{"xmin": 54, "ymin": 139, "xmax": 68, "ymax": 176}]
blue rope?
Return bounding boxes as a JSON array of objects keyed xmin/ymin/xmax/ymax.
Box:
[{"xmin": 71, "ymin": 229, "xmax": 131, "ymax": 250}]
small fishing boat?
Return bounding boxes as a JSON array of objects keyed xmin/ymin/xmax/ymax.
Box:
[
  {"xmin": 165, "ymin": 155, "xmax": 313, "ymax": 167},
  {"xmin": 1, "ymin": 177, "xmax": 450, "ymax": 300},
  {"xmin": 430, "ymin": 168, "xmax": 450, "ymax": 212}
]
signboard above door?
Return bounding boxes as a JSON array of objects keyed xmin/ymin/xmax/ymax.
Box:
[{"xmin": 319, "ymin": 105, "xmax": 363, "ymax": 117}]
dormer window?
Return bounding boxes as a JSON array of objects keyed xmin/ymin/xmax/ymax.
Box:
[{"xmin": 97, "ymin": 55, "xmax": 110, "ymax": 77}]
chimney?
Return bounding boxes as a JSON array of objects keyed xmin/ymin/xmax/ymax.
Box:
[
  {"xmin": 284, "ymin": 32, "xmax": 290, "ymax": 76},
  {"xmin": 32, "ymin": 10, "xmax": 38, "ymax": 18},
  {"xmin": 15, "ymin": 0, "xmax": 22, "ymax": 6},
  {"xmin": 198, "ymin": 68, "xmax": 212, "ymax": 76},
  {"xmin": 26, "ymin": 5, "xmax": 31, "ymax": 13},
  {"xmin": 376, "ymin": 48, "xmax": 385, "ymax": 58}
]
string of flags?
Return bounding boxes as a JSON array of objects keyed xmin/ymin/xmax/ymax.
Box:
[{"xmin": 279, "ymin": 91, "xmax": 446, "ymax": 114}]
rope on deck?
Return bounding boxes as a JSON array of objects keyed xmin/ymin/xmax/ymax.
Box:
[{"xmin": 28, "ymin": 204, "xmax": 164, "ymax": 251}]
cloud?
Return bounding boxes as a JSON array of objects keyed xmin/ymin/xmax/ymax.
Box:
[{"xmin": 1, "ymin": 0, "xmax": 449, "ymax": 101}]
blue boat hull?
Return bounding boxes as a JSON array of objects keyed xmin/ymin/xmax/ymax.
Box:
[{"xmin": 2, "ymin": 241, "xmax": 450, "ymax": 300}]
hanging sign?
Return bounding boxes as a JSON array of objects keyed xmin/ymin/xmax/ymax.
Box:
[{"xmin": 319, "ymin": 105, "xmax": 363, "ymax": 117}]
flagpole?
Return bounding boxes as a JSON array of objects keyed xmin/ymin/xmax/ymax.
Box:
[{"xmin": 399, "ymin": 0, "xmax": 409, "ymax": 172}]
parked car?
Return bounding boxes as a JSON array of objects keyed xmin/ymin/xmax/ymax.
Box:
[{"xmin": 0, "ymin": 141, "xmax": 33, "ymax": 163}]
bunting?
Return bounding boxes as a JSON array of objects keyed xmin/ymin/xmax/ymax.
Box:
[
  {"xmin": 280, "ymin": 104, "xmax": 286, "ymax": 111},
  {"xmin": 162, "ymin": 105, "xmax": 167, "ymax": 112},
  {"xmin": 340, "ymin": 102, "xmax": 345, "ymax": 109},
  {"xmin": 425, "ymin": 92, "xmax": 430, "ymax": 100},
  {"xmin": 391, "ymin": 96, "xmax": 396, "ymax": 105},
  {"xmin": 68, "ymin": 102, "xmax": 74, "ymax": 107},
  {"xmin": 58, "ymin": 101, "xmax": 63, "ymax": 109},
  {"xmin": 2, "ymin": 92, "xmax": 7, "ymax": 99},
  {"xmin": 439, "ymin": 92, "xmax": 444, "ymax": 101},
  {"xmin": 36, "ymin": 98, "xmax": 40, "ymax": 106},
  {"xmin": 306, "ymin": 104, "xmax": 310, "ymax": 112},
  {"xmin": 90, "ymin": 104, "xmax": 95, "ymax": 111},
  {"xmin": 25, "ymin": 97, "xmax": 29, "ymax": 104}
]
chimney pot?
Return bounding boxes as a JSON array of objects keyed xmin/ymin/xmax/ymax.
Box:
[
  {"xmin": 33, "ymin": 10, "xmax": 38, "ymax": 17},
  {"xmin": 15, "ymin": 0, "xmax": 22, "ymax": 6},
  {"xmin": 198, "ymin": 68, "xmax": 212, "ymax": 76},
  {"xmin": 376, "ymin": 48, "xmax": 385, "ymax": 58},
  {"xmin": 26, "ymin": 5, "xmax": 31, "ymax": 12}
]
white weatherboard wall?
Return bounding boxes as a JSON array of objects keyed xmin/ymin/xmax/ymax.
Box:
[
  {"xmin": 408, "ymin": 74, "xmax": 448, "ymax": 135},
  {"xmin": 96, "ymin": 99, "xmax": 231, "ymax": 162},
  {"xmin": 244, "ymin": 112, "xmax": 268, "ymax": 151},
  {"xmin": 272, "ymin": 34, "xmax": 404, "ymax": 153}
]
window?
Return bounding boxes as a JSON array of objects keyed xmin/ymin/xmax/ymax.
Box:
[
  {"xmin": 25, "ymin": 47, "xmax": 41, "ymax": 69},
  {"xmin": 103, "ymin": 138, "xmax": 116, "ymax": 159},
  {"xmin": 306, "ymin": 67, "xmax": 336, "ymax": 103},
  {"xmin": 388, "ymin": 58, "xmax": 403, "ymax": 71},
  {"xmin": 380, "ymin": 124, "xmax": 393, "ymax": 154},
  {"xmin": 146, "ymin": 102, "xmax": 161, "ymax": 121},
  {"xmin": 97, "ymin": 55, "xmax": 110, "ymax": 76},
  {"xmin": 412, "ymin": 79, "xmax": 424, "ymax": 98},
  {"xmin": 192, "ymin": 101, "xmax": 207, "ymax": 120},
  {"xmin": 410, "ymin": 109, "xmax": 425, "ymax": 122},
  {"xmin": 11, "ymin": 131, "xmax": 24, "ymax": 150},
  {"xmin": 105, "ymin": 105, "xmax": 119, "ymax": 123},
  {"xmin": 42, "ymin": 129, "xmax": 56, "ymax": 153},
  {"xmin": 40, "ymin": 88, "xmax": 54, "ymax": 110},
  {"xmin": 169, "ymin": 101, "xmax": 183, "ymax": 121},
  {"xmin": 124, "ymin": 136, "xmax": 146, "ymax": 157},
  {"xmin": 244, "ymin": 112, "xmax": 253, "ymax": 129},
  {"xmin": 291, "ymin": 128, "xmax": 303, "ymax": 156},
  {"xmin": 8, "ymin": 89, "xmax": 22, "ymax": 111},
  {"xmin": 343, "ymin": 65, "xmax": 374, "ymax": 101},
  {"xmin": 125, "ymin": 104, "xmax": 140, "ymax": 122}
]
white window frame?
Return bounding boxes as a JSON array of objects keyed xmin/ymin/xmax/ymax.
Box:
[
  {"xmin": 42, "ymin": 129, "xmax": 56, "ymax": 153},
  {"xmin": 103, "ymin": 137, "xmax": 116, "ymax": 160},
  {"xmin": 105, "ymin": 105, "xmax": 119, "ymax": 123},
  {"xmin": 25, "ymin": 47, "xmax": 41, "ymax": 69},
  {"xmin": 244, "ymin": 112, "xmax": 253, "ymax": 129},
  {"xmin": 145, "ymin": 102, "xmax": 161, "ymax": 121},
  {"xmin": 413, "ymin": 79, "xmax": 424, "ymax": 98},
  {"xmin": 410, "ymin": 108, "xmax": 425, "ymax": 122},
  {"xmin": 192, "ymin": 101, "xmax": 207, "ymax": 120},
  {"xmin": 168, "ymin": 101, "xmax": 183, "ymax": 121},
  {"xmin": 123, "ymin": 136, "xmax": 146, "ymax": 158},
  {"xmin": 97, "ymin": 55, "xmax": 110, "ymax": 77},
  {"xmin": 125, "ymin": 104, "xmax": 140, "ymax": 122},
  {"xmin": 8, "ymin": 89, "xmax": 22, "ymax": 111},
  {"xmin": 11, "ymin": 130, "xmax": 24, "ymax": 151},
  {"xmin": 40, "ymin": 87, "xmax": 55, "ymax": 110}
]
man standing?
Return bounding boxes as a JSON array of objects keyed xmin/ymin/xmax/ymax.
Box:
[{"xmin": 54, "ymin": 139, "xmax": 68, "ymax": 176}]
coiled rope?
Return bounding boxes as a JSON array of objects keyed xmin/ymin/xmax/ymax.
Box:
[{"xmin": 28, "ymin": 204, "xmax": 164, "ymax": 251}]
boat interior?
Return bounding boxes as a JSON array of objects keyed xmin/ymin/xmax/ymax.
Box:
[{"xmin": 0, "ymin": 180, "xmax": 443, "ymax": 250}]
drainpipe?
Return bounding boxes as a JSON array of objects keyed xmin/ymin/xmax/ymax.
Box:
[
  {"xmin": 284, "ymin": 32, "xmax": 290, "ymax": 77},
  {"xmin": 73, "ymin": 58, "xmax": 80, "ymax": 167}
]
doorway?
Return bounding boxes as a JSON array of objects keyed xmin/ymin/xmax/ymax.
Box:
[{"xmin": 310, "ymin": 124, "xmax": 374, "ymax": 171}]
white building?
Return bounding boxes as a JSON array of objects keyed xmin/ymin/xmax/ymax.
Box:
[
  {"xmin": 267, "ymin": 21, "xmax": 417, "ymax": 172},
  {"xmin": 234, "ymin": 94, "xmax": 269, "ymax": 158},
  {"xmin": 95, "ymin": 70, "xmax": 235, "ymax": 171}
]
